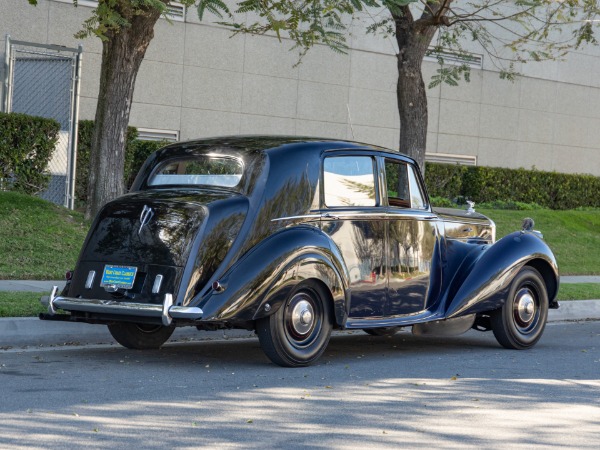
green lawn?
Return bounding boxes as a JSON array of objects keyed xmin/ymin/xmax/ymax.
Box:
[
  {"xmin": 479, "ymin": 208, "xmax": 600, "ymax": 275},
  {"xmin": 0, "ymin": 191, "xmax": 88, "ymax": 280}
]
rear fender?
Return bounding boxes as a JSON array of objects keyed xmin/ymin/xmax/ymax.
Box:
[
  {"xmin": 196, "ymin": 226, "xmax": 348, "ymax": 324},
  {"xmin": 444, "ymin": 231, "xmax": 559, "ymax": 318}
]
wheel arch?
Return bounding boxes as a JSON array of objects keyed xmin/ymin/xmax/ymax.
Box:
[{"xmin": 524, "ymin": 258, "xmax": 559, "ymax": 308}]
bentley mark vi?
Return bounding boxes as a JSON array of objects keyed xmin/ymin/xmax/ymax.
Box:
[{"xmin": 41, "ymin": 136, "xmax": 559, "ymax": 367}]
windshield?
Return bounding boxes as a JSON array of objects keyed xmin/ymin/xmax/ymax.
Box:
[{"xmin": 148, "ymin": 156, "xmax": 243, "ymax": 188}]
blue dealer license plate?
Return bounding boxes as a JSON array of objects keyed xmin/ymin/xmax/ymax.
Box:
[{"xmin": 100, "ymin": 265, "xmax": 137, "ymax": 289}]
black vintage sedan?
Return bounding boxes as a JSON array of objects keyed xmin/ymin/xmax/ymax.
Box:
[{"xmin": 41, "ymin": 136, "xmax": 559, "ymax": 367}]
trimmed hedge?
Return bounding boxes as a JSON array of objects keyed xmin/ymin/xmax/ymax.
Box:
[
  {"xmin": 75, "ymin": 121, "xmax": 167, "ymax": 204},
  {"xmin": 0, "ymin": 112, "xmax": 60, "ymax": 194},
  {"xmin": 425, "ymin": 162, "xmax": 600, "ymax": 210}
]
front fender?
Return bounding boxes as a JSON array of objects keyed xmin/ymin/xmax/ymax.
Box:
[
  {"xmin": 444, "ymin": 231, "xmax": 559, "ymax": 318},
  {"xmin": 195, "ymin": 226, "xmax": 348, "ymax": 324}
]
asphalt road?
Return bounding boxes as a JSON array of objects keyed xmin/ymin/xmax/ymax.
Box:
[{"xmin": 1, "ymin": 321, "xmax": 599, "ymax": 449}]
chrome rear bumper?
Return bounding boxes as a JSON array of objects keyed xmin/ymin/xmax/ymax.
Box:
[{"xmin": 41, "ymin": 286, "xmax": 203, "ymax": 326}]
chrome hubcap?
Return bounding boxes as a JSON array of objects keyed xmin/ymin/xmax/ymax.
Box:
[
  {"xmin": 515, "ymin": 289, "xmax": 536, "ymax": 325},
  {"xmin": 290, "ymin": 299, "xmax": 314, "ymax": 336}
]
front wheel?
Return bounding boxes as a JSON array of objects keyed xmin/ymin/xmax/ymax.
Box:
[
  {"xmin": 256, "ymin": 282, "xmax": 333, "ymax": 367},
  {"xmin": 491, "ymin": 267, "xmax": 549, "ymax": 349},
  {"xmin": 107, "ymin": 322, "xmax": 175, "ymax": 349}
]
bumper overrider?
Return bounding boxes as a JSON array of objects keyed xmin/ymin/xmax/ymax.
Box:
[{"xmin": 41, "ymin": 286, "xmax": 203, "ymax": 326}]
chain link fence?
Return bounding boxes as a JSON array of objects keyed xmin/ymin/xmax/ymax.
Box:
[{"xmin": 1, "ymin": 36, "xmax": 82, "ymax": 209}]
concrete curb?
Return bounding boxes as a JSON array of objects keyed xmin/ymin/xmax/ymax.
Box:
[{"xmin": 1, "ymin": 300, "xmax": 598, "ymax": 349}]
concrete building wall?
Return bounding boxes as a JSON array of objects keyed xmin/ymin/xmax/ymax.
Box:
[{"xmin": 1, "ymin": 0, "xmax": 599, "ymax": 176}]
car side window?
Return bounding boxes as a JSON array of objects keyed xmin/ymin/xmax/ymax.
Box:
[
  {"xmin": 323, "ymin": 156, "xmax": 376, "ymax": 207},
  {"xmin": 384, "ymin": 159, "xmax": 410, "ymax": 208},
  {"xmin": 407, "ymin": 164, "xmax": 427, "ymax": 209}
]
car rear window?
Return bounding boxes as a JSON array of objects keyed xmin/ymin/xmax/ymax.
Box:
[{"xmin": 148, "ymin": 156, "xmax": 243, "ymax": 188}]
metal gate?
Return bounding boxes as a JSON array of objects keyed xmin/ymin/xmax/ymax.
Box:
[{"xmin": 1, "ymin": 35, "xmax": 83, "ymax": 209}]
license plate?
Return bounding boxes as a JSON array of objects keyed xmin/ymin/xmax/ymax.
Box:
[{"xmin": 100, "ymin": 265, "xmax": 138, "ymax": 289}]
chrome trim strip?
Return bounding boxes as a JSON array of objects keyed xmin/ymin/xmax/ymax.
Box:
[
  {"xmin": 85, "ymin": 270, "xmax": 96, "ymax": 289},
  {"xmin": 152, "ymin": 274, "xmax": 163, "ymax": 294},
  {"xmin": 271, "ymin": 214, "xmax": 321, "ymax": 222},
  {"xmin": 50, "ymin": 295, "xmax": 204, "ymax": 323},
  {"xmin": 162, "ymin": 294, "xmax": 173, "ymax": 326}
]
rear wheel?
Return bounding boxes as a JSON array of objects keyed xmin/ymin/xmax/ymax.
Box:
[
  {"xmin": 363, "ymin": 327, "xmax": 399, "ymax": 337},
  {"xmin": 107, "ymin": 322, "xmax": 175, "ymax": 349},
  {"xmin": 491, "ymin": 267, "xmax": 548, "ymax": 349},
  {"xmin": 256, "ymin": 282, "xmax": 333, "ymax": 367}
]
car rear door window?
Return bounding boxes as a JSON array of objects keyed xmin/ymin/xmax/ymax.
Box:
[{"xmin": 323, "ymin": 156, "xmax": 376, "ymax": 207}]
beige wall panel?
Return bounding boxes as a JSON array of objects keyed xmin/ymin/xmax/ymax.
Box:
[
  {"xmin": 586, "ymin": 88, "xmax": 600, "ymax": 119},
  {"xmin": 551, "ymin": 146, "xmax": 598, "ymax": 175},
  {"xmin": 479, "ymin": 104, "xmax": 519, "ymax": 141},
  {"xmin": 557, "ymin": 52, "xmax": 593, "ymax": 87},
  {"xmin": 133, "ymin": 60, "xmax": 183, "ymax": 107},
  {"xmin": 482, "ymin": 71, "xmax": 520, "ymax": 108},
  {"xmin": 296, "ymin": 120, "xmax": 348, "ymax": 140},
  {"xmin": 519, "ymin": 77, "xmax": 557, "ymax": 113},
  {"xmin": 129, "ymin": 103, "xmax": 181, "ymax": 132},
  {"xmin": 427, "ymin": 97, "xmax": 440, "ymax": 133},
  {"xmin": 437, "ymin": 134, "xmax": 479, "ymax": 157},
  {"xmin": 521, "ymin": 60, "xmax": 558, "ymax": 82},
  {"xmin": 351, "ymin": 125, "xmax": 399, "ymax": 150},
  {"xmin": 180, "ymin": 108, "xmax": 240, "ymax": 140},
  {"xmin": 299, "ymin": 46, "xmax": 351, "ymax": 86},
  {"xmin": 241, "ymin": 74, "xmax": 298, "ymax": 118},
  {"xmin": 348, "ymin": 88, "xmax": 398, "ymax": 128},
  {"xmin": 184, "ymin": 25, "xmax": 245, "ymax": 72},
  {"xmin": 79, "ymin": 51, "xmax": 101, "ymax": 100},
  {"xmin": 554, "ymin": 84, "xmax": 592, "ymax": 117},
  {"xmin": 185, "ymin": 0, "xmax": 241, "ymax": 24},
  {"xmin": 438, "ymin": 99, "xmax": 480, "ymax": 137},
  {"xmin": 477, "ymin": 138, "xmax": 514, "ymax": 168},
  {"xmin": 48, "ymin": 2, "xmax": 100, "ymax": 54},
  {"xmin": 518, "ymin": 110, "xmax": 555, "ymax": 145},
  {"xmin": 297, "ymin": 81, "xmax": 349, "ymax": 123},
  {"xmin": 440, "ymin": 71, "xmax": 482, "ymax": 104},
  {"xmin": 553, "ymin": 115, "xmax": 589, "ymax": 148},
  {"xmin": 0, "ymin": 0, "xmax": 49, "ymax": 45},
  {"xmin": 144, "ymin": 19, "xmax": 184, "ymax": 65},
  {"xmin": 422, "ymin": 62, "xmax": 441, "ymax": 99},
  {"xmin": 586, "ymin": 118, "xmax": 600, "ymax": 149},
  {"xmin": 78, "ymin": 96, "xmax": 97, "ymax": 121},
  {"xmin": 349, "ymin": 14, "xmax": 397, "ymax": 55},
  {"xmin": 350, "ymin": 51, "xmax": 396, "ymax": 92},
  {"xmin": 244, "ymin": 35, "xmax": 299, "ymax": 79},
  {"xmin": 515, "ymin": 142, "xmax": 554, "ymax": 171},
  {"xmin": 182, "ymin": 66, "xmax": 243, "ymax": 111},
  {"xmin": 240, "ymin": 114, "xmax": 296, "ymax": 135},
  {"xmin": 426, "ymin": 132, "xmax": 438, "ymax": 154}
]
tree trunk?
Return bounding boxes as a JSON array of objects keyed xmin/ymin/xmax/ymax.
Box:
[
  {"xmin": 85, "ymin": 9, "xmax": 162, "ymax": 220},
  {"xmin": 394, "ymin": 11, "xmax": 438, "ymax": 174}
]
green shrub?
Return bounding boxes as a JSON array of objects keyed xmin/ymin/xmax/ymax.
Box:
[
  {"xmin": 76, "ymin": 121, "xmax": 169, "ymax": 204},
  {"xmin": 75, "ymin": 120, "xmax": 139, "ymax": 205},
  {"xmin": 0, "ymin": 112, "xmax": 60, "ymax": 194},
  {"xmin": 425, "ymin": 162, "xmax": 600, "ymax": 210}
]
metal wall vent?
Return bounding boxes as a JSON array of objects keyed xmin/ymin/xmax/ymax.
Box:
[
  {"xmin": 53, "ymin": 1, "xmax": 186, "ymax": 22},
  {"xmin": 425, "ymin": 152, "xmax": 477, "ymax": 166},
  {"xmin": 137, "ymin": 128, "xmax": 179, "ymax": 142},
  {"xmin": 424, "ymin": 49, "xmax": 483, "ymax": 69}
]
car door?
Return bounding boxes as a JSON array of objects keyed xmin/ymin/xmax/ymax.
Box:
[
  {"xmin": 320, "ymin": 153, "xmax": 387, "ymax": 318},
  {"xmin": 383, "ymin": 157, "xmax": 441, "ymax": 317}
]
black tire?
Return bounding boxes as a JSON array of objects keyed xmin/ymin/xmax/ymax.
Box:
[
  {"xmin": 256, "ymin": 282, "xmax": 333, "ymax": 367},
  {"xmin": 491, "ymin": 266, "xmax": 549, "ymax": 350},
  {"xmin": 363, "ymin": 327, "xmax": 399, "ymax": 337},
  {"xmin": 107, "ymin": 322, "xmax": 175, "ymax": 350}
]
